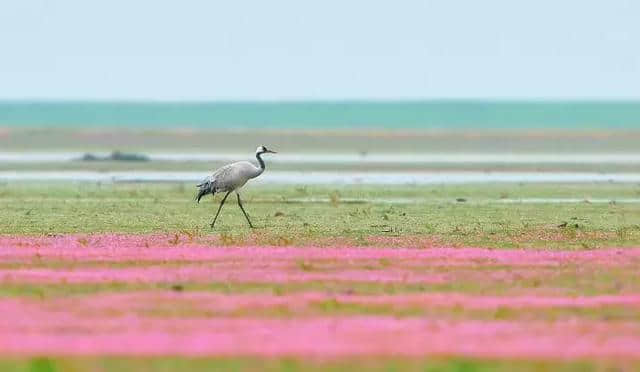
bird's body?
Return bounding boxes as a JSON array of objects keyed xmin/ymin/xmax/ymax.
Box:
[
  {"xmin": 198, "ymin": 161, "xmax": 261, "ymax": 196},
  {"xmin": 196, "ymin": 146, "xmax": 276, "ymax": 228}
]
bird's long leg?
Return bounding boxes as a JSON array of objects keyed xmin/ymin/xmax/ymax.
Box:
[
  {"xmin": 236, "ymin": 193, "xmax": 254, "ymax": 228},
  {"xmin": 211, "ymin": 191, "xmax": 232, "ymax": 228}
]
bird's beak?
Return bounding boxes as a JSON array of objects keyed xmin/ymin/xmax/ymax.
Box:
[{"xmin": 266, "ymin": 149, "xmax": 277, "ymax": 154}]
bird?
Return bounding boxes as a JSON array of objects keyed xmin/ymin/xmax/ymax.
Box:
[{"xmin": 195, "ymin": 145, "xmax": 276, "ymax": 228}]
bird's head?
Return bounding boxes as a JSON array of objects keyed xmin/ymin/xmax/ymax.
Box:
[{"xmin": 256, "ymin": 145, "xmax": 277, "ymax": 155}]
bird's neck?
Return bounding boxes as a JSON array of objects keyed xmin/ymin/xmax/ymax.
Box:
[{"xmin": 255, "ymin": 152, "xmax": 266, "ymax": 171}]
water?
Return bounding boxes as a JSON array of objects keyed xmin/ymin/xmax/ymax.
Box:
[
  {"xmin": 3, "ymin": 152, "xmax": 640, "ymax": 164},
  {"xmin": 288, "ymin": 197, "xmax": 640, "ymax": 204},
  {"xmin": 3, "ymin": 171, "xmax": 640, "ymax": 185},
  {"xmin": 1, "ymin": 101, "xmax": 640, "ymax": 130}
]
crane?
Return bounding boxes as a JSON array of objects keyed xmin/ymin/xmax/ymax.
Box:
[{"xmin": 195, "ymin": 145, "xmax": 276, "ymax": 228}]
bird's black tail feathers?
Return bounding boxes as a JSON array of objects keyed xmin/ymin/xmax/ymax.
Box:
[{"xmin": 195, "ymin": 180, "xmax": 215, "ymax": 203}]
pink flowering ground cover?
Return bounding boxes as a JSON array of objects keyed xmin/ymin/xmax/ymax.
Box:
[
  {"xmin": 1, "ymin": 233, "xmax": 640, "ymax": 363},
  {"xmin": 1, "ymin": 317, "xmax": 639, "ymax": 359},
  {"xmin": 2, "ymin": 234, "xmax": 640, "ymax": 265}
]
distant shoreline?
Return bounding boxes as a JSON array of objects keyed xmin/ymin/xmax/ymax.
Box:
[{"xmin": 4, "ymin": 127, "xmax": 640, "ymax": 154}]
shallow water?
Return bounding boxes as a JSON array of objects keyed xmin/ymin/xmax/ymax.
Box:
[
  {"xmin": 288, "ymin": 197, "xmax": 640, "ymax": 204},
  {"xmin": 2, "ymin": 170, "xmax": 640, "ymax": 185}
]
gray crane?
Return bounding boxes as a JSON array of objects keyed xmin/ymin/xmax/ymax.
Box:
[{"xmin": 195, "ymin": 145, "xmax": 276, "ymax": 228}]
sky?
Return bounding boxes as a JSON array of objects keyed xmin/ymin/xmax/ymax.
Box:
[{"xmin": 1, "ymin": 0, "xmax": 639, "ymax": 101}]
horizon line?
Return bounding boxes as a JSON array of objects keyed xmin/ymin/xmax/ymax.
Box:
[{"xmin": 2, "ymin": 98, "xmax": 640, "ymax": 104}]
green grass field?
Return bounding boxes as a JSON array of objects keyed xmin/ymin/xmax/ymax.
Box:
[{"xmin": 2, "ymin": 183, "xmax": 640, "ymax": 249}]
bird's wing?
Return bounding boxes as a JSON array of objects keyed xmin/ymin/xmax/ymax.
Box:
[
  {"xmin": 211, "ymin": 163, "xmax": 236, "ymax": 180},
  {"xmin": 197, "ymin": 163, "xmax": 233, "ymax": 187}
]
